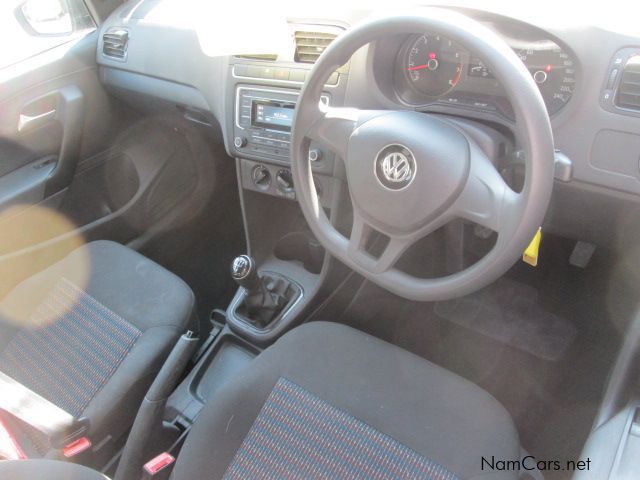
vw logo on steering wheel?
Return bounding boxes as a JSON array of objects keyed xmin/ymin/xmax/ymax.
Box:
[
  {"xmin": 375, "ymin": 145, "xmax": 416, "ymax": 190},
  {"xmin": 382, "ymin": 153, "xmax": 412, "ymax": 182}
]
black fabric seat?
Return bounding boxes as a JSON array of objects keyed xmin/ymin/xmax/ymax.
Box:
[
  {"xmin": 0, "ymin": 322, "xmax": 519, "ymax": 479},
  {"xmin": 0, "ymin": 459, "xmax": 107, "ymax": 480},
  {"xmin": 174, "ymin": 321, "xmax": 519, "ymax": 480},
  {"xmin": 0, "ymin": 241, "xmax": 195, "ymax": 452}
]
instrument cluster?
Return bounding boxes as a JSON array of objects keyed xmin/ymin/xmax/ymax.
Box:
[{"xmin": 388, "ymin": 23, "xmax": 577, "ymax": 118}]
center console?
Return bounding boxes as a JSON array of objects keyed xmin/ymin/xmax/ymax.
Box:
[
  {"xmin": 234, "ymin": 87, "xmax": 325, "ymax": 160},
  {"xmin": 220, "ymin": 25, "xmax": 351, "ymax": 345},
  {"xmin": 232, "ymin": 85, "xmax": 337, "ymax": 207},
  {"xmin": 157, "ymin": 38, "xmax": 352, "ymax": 467},
  {"xmin": 226, "ymin": 78, "xmax": 347, "ymax": 343}
]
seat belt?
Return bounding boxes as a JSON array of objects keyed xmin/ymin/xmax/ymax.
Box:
[{"xmin": 0, "ymin": 371, "xmax": 89, "ymax": 448}]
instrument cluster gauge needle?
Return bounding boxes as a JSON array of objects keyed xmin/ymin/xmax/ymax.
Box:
[{"xmin": 404, "ymin": 34, "xmax": 464, "ymax": 97}]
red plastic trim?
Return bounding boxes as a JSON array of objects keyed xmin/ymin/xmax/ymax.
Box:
[
  {"xmin": 62, "ymin": 437, "xmax": 92, "ymax": 457},
  {"xmin": 143, "ymin": 452, "xmax": 175, "ymax": 475}
]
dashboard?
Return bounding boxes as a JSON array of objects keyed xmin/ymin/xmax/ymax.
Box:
[
  {"xmin": 372, "ymin": 16, "xmax": 578, "ymax": 120},
  {"xmin": 95, "ymin": 0, "xmax": 640, "ymax": 250}
]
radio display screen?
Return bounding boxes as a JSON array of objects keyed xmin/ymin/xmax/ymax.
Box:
[{"xmin": 252, "ymin": 100, "xmax": 295, "ymax": 131}]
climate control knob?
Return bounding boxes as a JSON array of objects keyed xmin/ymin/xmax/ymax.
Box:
[
  {"xmin": 252, "ymin": 165, "xmax": 271, "ymax": 190},
  {"xmin": 276, "ymin": 169, "xmax": 294, "ymax": 193}
]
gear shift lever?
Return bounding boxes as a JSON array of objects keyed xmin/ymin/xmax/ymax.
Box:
[
  {"xmin": 230, "ymin": 254, "xmax": 285, "ymax": 327},
  {"xmin": 230, "ymin": 255, "xmax": 261, "ymax": 292}
]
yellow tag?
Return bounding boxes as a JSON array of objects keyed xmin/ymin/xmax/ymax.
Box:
[{"xmin": 522, "ymin": 227, "xmax": 542, "ymax": 267}]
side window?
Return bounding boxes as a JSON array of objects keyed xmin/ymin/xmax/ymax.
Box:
[{"xmin": 1, "ymin": 0, "xmax": 95, "ymax": 69}]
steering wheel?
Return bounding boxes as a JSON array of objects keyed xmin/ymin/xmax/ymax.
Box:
[{"xmin": 290, "ymin": 8, "xmax": 555, "ymax": 302}]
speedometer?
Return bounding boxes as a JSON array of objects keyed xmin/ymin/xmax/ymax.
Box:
[
  {"xmin": 405, "ymin": 34, "xmax": 465, "ymax": 97},
  {"xmin": 515, "ymin": 47, "xmax": 576, "ymax": 115}
]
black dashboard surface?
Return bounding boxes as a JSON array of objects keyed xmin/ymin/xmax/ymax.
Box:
[{"xmin": 95, "ymin": 0, "xmax": 640, "ymax": 248}]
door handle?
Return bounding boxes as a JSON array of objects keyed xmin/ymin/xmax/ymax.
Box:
[
  {"xmin": 45, "ymin": 86, "xmax": 84, "ymax": 196},
  {"xmin": 19, "ymin": 86, "xmax": 85, "ymax": 197},
  {"xmin": 18, "ymin": 108, "xmax": 57, "ymax": 132}
]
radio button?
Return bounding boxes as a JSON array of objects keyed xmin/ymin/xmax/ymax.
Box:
[
  {"xmin": 250, "ymin": 145, "xmax": 266, "ymax": 154},
  {"xmin": 290, "ymin": 69, "xmax": 307, "ymax": 82},
  {"xmin": 260, "ymin": 67, "xmax": 275, "ymax": 79},
  {"xmin": 247, "ymin": 66, "xmax": 263, "ymax": 78}
]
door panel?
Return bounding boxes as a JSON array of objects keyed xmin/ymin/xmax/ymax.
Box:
[
  {"xmin": 0, "ymin": 27, "xmax": 222, "ymax": 299},
  {"xmin": 0, "ymin": 85, "xmax": 84, "ymax": 210},
  {"xmin": 0, "ymin": 31, "xmax": 121, "ymax": 294},
  {"xmin": 22, "ymin": 85, "xmax": 85, "ymax": 198}
]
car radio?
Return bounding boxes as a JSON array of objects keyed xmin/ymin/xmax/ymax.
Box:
[
  {"xmin": 234, "ymin": 86, "xmax": 328, "ymax": 161},
  {"xmin": 252, "ymin": 99, "xmax": 295, "ymax": 131}
]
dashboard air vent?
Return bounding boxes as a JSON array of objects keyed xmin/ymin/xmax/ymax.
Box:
[
  {"xmin": 103, "ymin": 29, "xmax": 129, "ymax": 60},
  {"xmin": 294, "ymin": 31, "xmax": 337, "ymax": 64},
  {"xmin": 616, "ymin": 55, "xmax": 640, "ymax": 110},
  {"xmin": 235, "ymin": 54, "xmax": 277, "ymax": 61}
]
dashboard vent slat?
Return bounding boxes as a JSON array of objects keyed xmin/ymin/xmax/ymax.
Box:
[
  {"xmin": 102, "ymin": 29, "xmax": 129, "ymax": 60},
  {"xmin": 235, "ymin": 54, "xmax": 278, "ymax": 61},
  {"xmin": 616, "ymin": 55, "xmax": 640, "ymax": 110},
  {"xmin": 294, "ymin": 31, "xmax": 337, "ymax": 64}
]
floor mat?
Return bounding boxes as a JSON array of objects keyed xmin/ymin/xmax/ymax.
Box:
[
  {"xmin": 314, "ymin": 235, "xmax": 631, "ymax": 480},
  {"xmin": 434, "ymin": 278, "xmax": 577, "ymax": 361},
  {"xmin": 139, "ymin": 141, "xmax": 245, "ymax": 326}
]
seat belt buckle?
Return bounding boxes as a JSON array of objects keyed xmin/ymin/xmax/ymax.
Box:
[
  {"xmin": 62, "ymin": 437, "xmax": 92, "ymax": 457},
  {"xmin": 50, "ymin": 416, "xmax": 90, "ymax": 449},
  {"xmin": 143, "ymin": 452, "xmax": 175, "ymax": 477}
]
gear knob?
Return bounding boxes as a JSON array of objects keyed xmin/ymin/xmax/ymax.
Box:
[{"xmin": 231, "ymin": 255, "xmax": 261, "ymax": 292}]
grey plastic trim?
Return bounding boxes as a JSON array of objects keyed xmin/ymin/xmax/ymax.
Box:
[
  {"xmin": 100, "ymin": 67, "xmax": 210, "ymax": 111},
  {"xmin": 554, "ymin": 151, "xmax": 573, "ymax": 182},
  {"xmin": 576, "ymin": 405, "xmax": 640, "ymax": 480},
  {"xmin": 594, "ymin": 308, "xmax": 640, "ymax": 429},
  {"xmin": 0, "ymin": 159, "xmax": 56, "ymax": 210},
  {"xmin": 232, "ymin": 65, "xmax": 341, "ymax": 89},
  {"xmin": 43, "ymin": 85, "xmax": 85, "ymax": 196}
]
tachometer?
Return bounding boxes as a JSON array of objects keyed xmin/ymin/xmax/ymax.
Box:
[
  {"xmin": 405, "ymin": 34, "xmax": 465, "ymax": 97},
  {"xmin": 515, "ymin": 47, "xmax": 576, "ymax": 115}
]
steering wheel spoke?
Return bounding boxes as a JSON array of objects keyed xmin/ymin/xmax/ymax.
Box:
[
  {"xmin": 305, "ymin": 105, "xmax": 359, "ymax": 161},
  {"xmin": 452, "ymin": 145, "xmax": 521, "ymax": 235},
  {"xmin": 305, "ymin": 105, "xmax": 389, "ymax": 161},
  {"xmin": 347, "ymin": 213, "xmax": 414, "ymax": 274}
]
